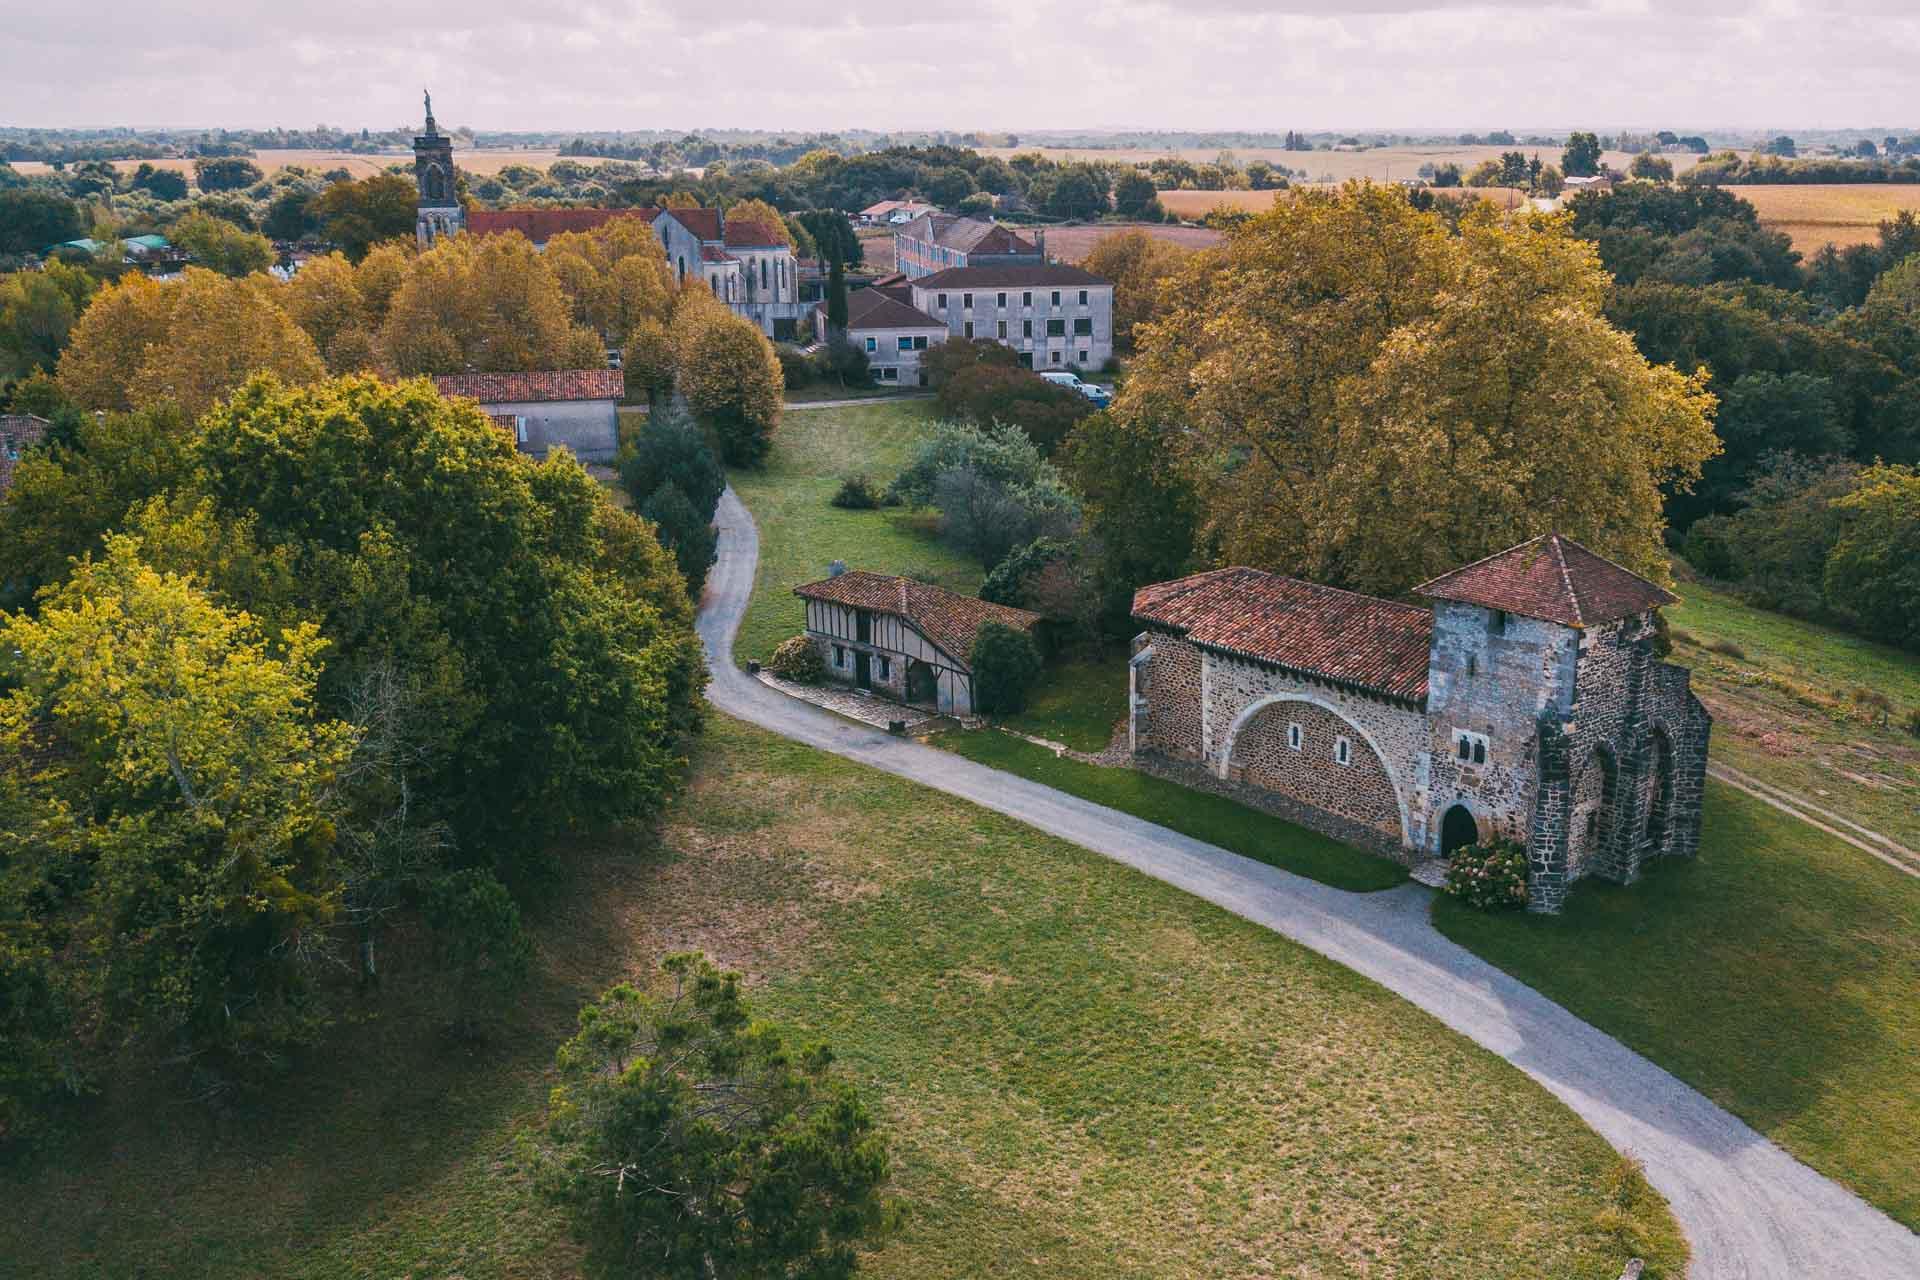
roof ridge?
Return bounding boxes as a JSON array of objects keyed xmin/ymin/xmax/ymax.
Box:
[
  {"xmin": 1412, "ymin": 533, "xmax": 1549, "ymax": 595},
  {"xmin": 1216, "ymin": 564, "xmax": 1431, "ymax": 616},
  {"xmin": 1549, "ymin": 534, "xmax": 1584, "ymax": 628}
]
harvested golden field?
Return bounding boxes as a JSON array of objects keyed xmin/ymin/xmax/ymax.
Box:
[
  {"xmin": 9, "ymin": 148, "xmax": 616, "ymax": 179},
  {"xmin": 1734, "ymin": 184, "xmax": 1920, "ymax": 253},
  {"xmin": 977, "ymin": 143, "xmax": 1696, "ymax": 184},
  {"xmin": 1158, "ymin": 185, "xmax": 1527, "ymax": 220},
  {"xmin": 1037, "ymin": 221, "xmax": 1224, "ymax": 260}
]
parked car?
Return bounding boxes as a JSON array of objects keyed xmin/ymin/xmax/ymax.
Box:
[{"xmin": 1039, "ymin": 369, "xmax": 1112, "ymax": 407}]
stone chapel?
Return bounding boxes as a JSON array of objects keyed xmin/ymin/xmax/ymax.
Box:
[{"xmin": 1128, "ymin": 534, "xmax": 1711, "ymax": 912}]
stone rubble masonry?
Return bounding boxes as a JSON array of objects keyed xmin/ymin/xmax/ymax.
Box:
[{"xmin": 1131, "ymin": 597, "xmax": 1711, "ymax": 913}]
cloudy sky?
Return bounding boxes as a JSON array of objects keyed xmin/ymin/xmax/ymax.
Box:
[{"xmin": 5, "ymin": 0, "xmax": 1917, "ymax": 133}]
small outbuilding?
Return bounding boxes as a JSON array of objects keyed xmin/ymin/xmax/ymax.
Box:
[
  {"xmin": 794, "ymin": 570, "xmax": 1041, "ymax": 716},
  {"xmin": 432, "ymin": 369, "xmax": 624, "ymax": 463}
]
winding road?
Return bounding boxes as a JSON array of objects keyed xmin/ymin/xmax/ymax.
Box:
[{"xmin": 699, "ymin": 487, "xmax": 1920, "ymax": 1279}]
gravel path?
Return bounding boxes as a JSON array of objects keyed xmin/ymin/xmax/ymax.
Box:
[{"xmin": 700, "ymin": 486, "xmax": 1920, "ymax": 1279}]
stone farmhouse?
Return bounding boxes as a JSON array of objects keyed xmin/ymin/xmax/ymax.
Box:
[
  {"xmin": 1129, "ymin": 534, "xmax": 1710, "ymax": 912},
  {"xmin": 893, "ymin": 213, "xmax": 1046, "ymax": 278},
  {"xmin": 412, "ymin": 97, "xmax": 812, "ymax": 339},
  {"xmin": 431, "ymin": 369, "xmax": 624, "ymax": 463},
  {"xmin": 906, "ymin": 264, "xmax": 1115, "ymax": 371},
  {"xmin": 794, "ymin": 570, "xmax": 1041, "ymax": 717}
]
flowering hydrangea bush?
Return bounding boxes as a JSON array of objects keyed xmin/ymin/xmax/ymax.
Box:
[
  {"xmin": 768, "ymin": 634, "xmax": 826, "ymax": 685},
  {"xmin": 1443, "ymin": 838, "xmax": 1531, "ymax": 911}
]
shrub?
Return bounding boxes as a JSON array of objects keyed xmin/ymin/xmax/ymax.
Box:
[
  {"xmin": 1442, "ymin": 838, "xmax": 1531, "ymax": 911},
  {"xmin": 769, "ymin": 633, "xmax": 826, "ymax": 684},
  {"xmin": 775, "ymin": 345, "xmax": 814, "ymax": 389},
  {"xmin": 823, "ymin": 335, "xmax": 872, "ymax": 388},
  {"xmin": 970, "ymin": 621, "xmax": 1043, "ymax": 716},
  {"xmin": 1706, "ymin": 639, "xmax": 1747, "ymax": 660},
  {"xmin": 831, "ymin": 473, "xmax": 881, "ymax": 510},
  {"xmin": 1824, "ymin": 463, "xmax": 1920, "ymax": 652},
  {"xmin": 981, "ymin": 536, "xmax": 1072, "ymax": 607},
  {"xmin": 935, "ymin": 363, "xmax": 1093, "ymax": 454}
]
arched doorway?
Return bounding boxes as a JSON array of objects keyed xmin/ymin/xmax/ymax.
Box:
[
  {"xmin": 1643, "ymin": 730, "xmax": 1675, "ymax": 852},
  {"xmin": 1439, "ymin": 804, "xmax": 1479, "ymax": 857},
  {"xmin": 1569, "ymin": 747, "xmax": 1617, "ymax": 877},
  {"xmin": 906, "ymin": 660, "xmax": 939, "ymax": 708}
]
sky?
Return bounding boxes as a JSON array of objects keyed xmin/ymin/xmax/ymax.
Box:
[{"xmin": 4, "ymin": 0, "xmax": 1918, "ymax": 134}]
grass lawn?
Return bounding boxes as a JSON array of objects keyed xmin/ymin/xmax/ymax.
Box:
[
  {"xmin": 729, "ymin": 400, "xmax": 978, "ymax": 668},
  {"xmin": 939, "ymin": 728, "xmax": 1408, "ymax": 893},
  {"xmin": 1667, "ymin": 570, "xmax": 1920, "ymax": 850},
  {"xmin": 2, "ymin": 714, "xmax": 1681, "ymax": 1278},
  {"xmin": 995, "ymin": 652, "xmax": 1130, "ymax": 753},
  {"xmin": 783, "ymin": 382, "xmax": 927, "ymax": 404},
  {"xmin": 1434, "ymin": 780, "xmax": 1920, "ymax": 1231}
]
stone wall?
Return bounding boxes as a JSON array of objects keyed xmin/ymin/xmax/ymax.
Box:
[{"xmin": 1228, "ymin": 701, "xmax": 1404, "ymax": 844}]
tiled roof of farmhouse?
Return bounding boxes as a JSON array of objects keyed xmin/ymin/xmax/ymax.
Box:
[
  {"xmin": 433, "ymin": 369, "xmax": 624, "ymax": 405},
  {"xmin": 1133, "ymin": 568, "xmax": 1434, "ymax": 704},
  {"xmin": 662, "ymin": 207, "xmax": 723, "ymax": 241},
  {"xmin": 1415, "ymin": 533, "xmax": 1676, "ymax": 628},
  {"xmin": 722, "ymin": 220, "xmax": 783, "ymax": 248},
  {"xmin": 699, "ymin": 244, "xmax": 734, "ymax": 262},
  {"xmin": 911, "ymin": 263, "xmax": 1108, "ymax": 289},
  {"xmin": 0, "ymin": 412, "xmax": 51, "ymax": 500},
  {"xmin": 466, "ymin": 207, "xmax": 657, "ymax": 241},
  {"xmin": 795, "ymin": 571, "xmax": 1041, "ymax": 672},
  {"xmin": 831, "ymin": 287, "xmax": 948, "ymax": 331}
]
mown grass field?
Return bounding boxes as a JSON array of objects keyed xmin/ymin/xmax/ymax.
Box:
[
  {"xmin": 1435, "ymin": 780, "xmax": 1920, "ymax": 1231},
  {"xmin": 1667, "ymin": 569, "xmax": 1920, "ymax": 851},
  {"xmin": 0, "ymin": 715, "xmax": 1685, "ymax": 1278},
  {"xmin": 727, "ymin": 400, "xmax": 980, "ymax": 668}
]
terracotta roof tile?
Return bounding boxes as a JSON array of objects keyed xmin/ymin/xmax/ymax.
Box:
[
  {"xmin": 1134, "ymin": 568, "xmax": 1433, "ymax": 704},
  {"xmin": 1415, "ymin": 533, "xmax": 1675, "ymax": 628},
  {"xmin": 661, "ymin": 207, "xmax": 722, "ymax": 241},
  {"xmin": 912, "ymin": 263, "xmax": 1108, "ymax": 289},
  {"xmin": 699, "ymin": 244, "xmax": 734, "ymax": 262},
  {"xmin": 838, "ymin": 287, "xmax": 946, "ymax": 331},
  {"xmin": 722, "ymin": 220, "xmax": 783, "ymax": 248},
  {"xmin": 795, "ymin": 571, "xmax": 1040, "ymax": 672},
  {"xmin": 466, "ymin": 207, "xmax": 658, "ymax": 242},
  {"xmin": 433, "ymin": 369, "xmax": 623, "ymax": 405}
]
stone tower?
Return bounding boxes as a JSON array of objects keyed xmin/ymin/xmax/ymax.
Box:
[{"xmin": 413, "ymin": 90, "xmax": 463, "ymax": 247}]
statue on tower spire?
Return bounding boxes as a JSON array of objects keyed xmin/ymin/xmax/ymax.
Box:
[{"xmin": 423, "ymin": 88, "xmax": 436, "ymax": 134}]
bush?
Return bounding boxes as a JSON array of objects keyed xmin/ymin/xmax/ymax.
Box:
[
  {"xmin": 1442, "ymin": 838, "xmax": 1531, "ymax": 911},
  {"xmin": 1706, "ymin": 639, "xmax": 1747, "ymax": 660},
  {"xmin": 823, "ymin": 335, "xmax": 872, "ymax": 388},
  {"xmin": 981, "ymin": 536, "xmax": 1072, "ymax": 607},
  {"xmin": 970, "ymin": 621, "xmax": 1043, "ymax": 716},
  {"xmin": 831, "ymin": 473, "xmax": 881, "ymax": 510},
  {"xmin": 769, "ymin": 633, "xmax": 826, "ymax": 684},
  {"xmin": 775, "ymin": 345, "xmax": 814, "ymax": 390},
  {"xmin": 935, "ymin": 363, "xmax": 1093, "ymax": 454}
]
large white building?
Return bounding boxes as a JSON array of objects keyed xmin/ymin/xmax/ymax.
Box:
[{"xmin": 906, "ymin": 264, "xmax": 1115, "ymax": 371}]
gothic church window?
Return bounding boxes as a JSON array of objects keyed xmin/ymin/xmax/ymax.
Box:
[{"xmin": 1334, "ymin": 737, "xmax": 1351, "ymax": 766}]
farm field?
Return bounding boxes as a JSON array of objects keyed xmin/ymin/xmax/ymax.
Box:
[
  {"xmin": 8, "ymin": 147, "xmax": 617, "ymax": 179},
  {"xmin": 977, "ymin": 143, "xmax": 1697, "ymax": 184},
  {"xmin": 1729, "ymin": 183, "xmax": 1920, "ymax": 252},
  {"xmin": 1158, "ymin": 185, "xmax": 1529, "ymax": 219},
  {"xmin": 857, "ymin": 222, "xmax": 1220, "ymax": 273}
]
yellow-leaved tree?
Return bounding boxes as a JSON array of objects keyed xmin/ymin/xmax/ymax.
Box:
[
  {"xmin": 1079, "ymin": 229, "xmax": 1194, "ymax": 354},
  {"xmin": 544, "ymin": 218, "xmax": 676, "ymax": 343},
  {"xmin": 379, "ymin": 232, "xmax": 604, "ymax": 375},
  {"xmin": 279, "ymin": 251, "xmax": 374, "ymax": 372},
  {"xmin": 57, "ymin": 267, "xmax": 324, "ymax": 418},
  {"xmin": 722, "ymin": 198, "xmax": 792, "ymax": 246},
  {"xmin": 671, "ymin": 289, "xmax": 783, "ymax": 466},
  {"xmin": 1117, "ymin": 183, "xmax": 1718, "ymax": 595}
]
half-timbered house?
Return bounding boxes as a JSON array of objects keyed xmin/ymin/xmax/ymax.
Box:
[{"xmin": 793, "ymin": 570, "xmax": 1042, "ymax": 716}]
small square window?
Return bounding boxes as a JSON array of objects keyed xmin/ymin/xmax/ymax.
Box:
[
  {"xmin": 1287, "ymin": 723, "xmax": 1302, "ymax": 751},
  {"xmin": 865, "ymin": 336, "xmax": 877, "ymax": 352},
  {"xmin": 997, "ymin": 320, "xmax": 1007, "ymax": 338},
  {"xmin": 1491, "ymin": 609, "xmax": 1508, "ymax": 636},
  {"xmin": 1050, "ymin": 351, "xmax": 1062, "ymax": 364},
  {"xmin": 1022, "ymin": 291, "xmax": 1032, "ymax": 306},
  {"xmin": 1079, "ymin": 289, "xmax": 1089, "ymax": 305},
  {"xmin": 1074, "ymin": 317, "xmax": 1093, "ymax": 336},
  {"xmin": 1473, "ymin": 741, "xmax": 1486, "ymax": 765},
  {"xmin": 877, "ymin": 656, "xmax": 891, "ymax": 681},
  {"xmin": 1047, "ymin": 318, "xmax": 1066, "ymax": 337},
  {"xmin": 1335, "ymin": 737, "xmax": 1352, "ymax": 766},
  {"xmin": 1458, "ymin": 738, "xmax": 1472, "ymax": 761},
  {"xmin": 832, "ymin": 644, "xmax": 846, "ymax": 668},
  {"xmin": 881, "ymin": 367, "xmax": 899, "ymax": 381},
  {"xmin": 997, "ymin": 292, "xmax": 1007, "ymax": 307},
  {"xmin": 936, "ymin": 292, "xmax": 947, "ymax": 308},
  {"xmin": 898, "ymin": 336, "xmax": 913, "ymax": 351},
  {"xmin": 913, "ymin": 335, "xmax": 928, "ymax": 350},
  {"xmin": 1050, "ymin": 290, "xmax": 1061, "ymax": 305},
  {"xmin": 1023, "ymin": 319, "xmax": 1033, "ymax": 337},
  {"xmin": 962, "ymin": 293, "xmax": 973, "ymax": 308}
]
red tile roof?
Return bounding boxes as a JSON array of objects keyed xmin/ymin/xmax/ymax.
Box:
[
  {"xmin": 660, "ymin": 207, "xmax": 722, "ymax": 241},
  {"xmin": 838, "ymin": 287, "xmax": 947, "ymax": 331},
  {"xmin": 722, "ymin": 220, "xmax": 783, "ymax": 248},
  {"xmin": 433, "ymin": 369, "xmax": 624, "ymax": 405},
  {"xmin": 1415, "ymin": 533, "xmax": 1676, "ymax": 628},
  {"xmin": 699, "ymin": 244, "xmax": 733, "ymax": 262},
  {"xmin": 0, "ymin": 413, "xmax": 51, "ymax": 500},
  {"xmin": 466, "ymin": 207, "xmax": 658, "ymax": 242},
  {"xmin": 1134, "ymin": 568, "xmax": 1434, "ymax": 704},
  {"xmin": 911, "ymin": 263, "xmax": 1108, "ymax": 289},
  {"xmin": 795, "ymin": 572, "xmax": 1040, "ymax": 672}
]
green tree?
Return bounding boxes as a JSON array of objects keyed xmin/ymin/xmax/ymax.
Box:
[
  {"xmin": 193, "ymin": 156, "xmax": 266, "ymax": 193},
  {"xmin": 1079, "ymin": 229, "xmax": 1192, "ymax": 352},
  {"xmin": 1562, "ymin": 131, "xmax": 1603, "ymax": 177},
  {"xmin": 1047, "ymin": 165, "xmax": 1110, "ymax": 220},
  {"xmin": 169, "ymin": 209, "xmax": 276, "ymax": 277},
  {"xmin": 1630, "ymin": 153, "xmax": 1675, "ymax": 183},
  {"xmin": 826, "ymin": 254, "xmax": 848, "ymax": 332},
  {"xmin": 1825, "ymin": 464, "xmax": 1920, "ymax": 650},
  {"xmin": 1061, "ymin": 410, "xmax": 1200, "ymax": 633},
  {"xmin": 639, "ymin": 481, "xmax": 718, "ymax": 599},
  {"xmin": 619, "ymin": 396, "xmax": 724, "ymax": 522},
  {"xmin": 970, "ymin": 620, "xmax": 1044, "ymax": 715},
  {"xmin": 1113, "ymin": 171, "xmax": 1161, "ymax": 219},
  {"xmin": 1118, "ymin": 183, "xmax": 1718, "ymax": 595},
  {"xmin": 921, "ymin": 165, "xmax": 977, "ymax": 208},
  {"xmin": 313, "ymin": 174, "xmax": 418, "ymax": 262},
  {"xmin": 262, "ymin": 187, "xmax": 319, "ymax": 241},
  {"xmin": 529, "ymin": 955, "xmax": 893, "ymax": 1280},
  {"xmin": 0, "ymin": 261, "xmax": 94, "ymax": 375},
  {"xmin": 420, "ymin": 868, "xmax": 532, "ymax": 1038},
  {"xmin": 0, "ymin": 535, "xmax": 354, "ymax": 1077},
  {"xmin": 0, "ymin": 189, "xmax": 82, "ymax": 255},
  {"xmin": 671, "ymin": 293, "xmax": 783, "ymax": 467}
]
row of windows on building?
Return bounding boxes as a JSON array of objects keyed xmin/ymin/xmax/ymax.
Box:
[
  {"xmin": 965, "ymin": 317, "xmax": 1094, "ymax": 340},
  {"xmin": 1284, "ymin": 722, "xmax": 1354, "ymax": 766},
  {"xmin": 830, "ymin": 644, "xmax": 892, "ymax": 681},
  {"xmin": 934, "ymin": 289, "xmax": 1091, "ymax": 311}
]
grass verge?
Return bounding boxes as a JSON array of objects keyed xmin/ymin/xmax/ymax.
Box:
[
  {"xmin": 938, "ymin": 728, "xmax": 1407, "ymax": 893},
  {"xmin": 994, "ymin": 652, "xmax": 1130, "ymax": 753},
  {"xmin": 1434, "ymin": 779, "xmax": 1920, "ymax": 1230},
  {"xmin": 728, "ymin": 400, "xmax": 977, "ymax": 667}
]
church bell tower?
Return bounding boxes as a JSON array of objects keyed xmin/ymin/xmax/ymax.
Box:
[{"xmin": 413, "ymin": 90, "xmax": 464, "ymax": 247}]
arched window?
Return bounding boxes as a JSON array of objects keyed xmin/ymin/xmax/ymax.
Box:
[
  {"xmin": 760, "ymin": 257, "xmax": 769, "ymax": 292},
  {"xmin": 677, "ymin": 256, "xmax": 686, "ymax": 282}
]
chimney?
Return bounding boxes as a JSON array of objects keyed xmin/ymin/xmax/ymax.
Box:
[
  {"xmin": 1036, "ymin": 228, "xmax": 1047, "ymax": 262},
  {"xmin": 828, "ymin": 560, "xmax": 847, "ymax": 578}
]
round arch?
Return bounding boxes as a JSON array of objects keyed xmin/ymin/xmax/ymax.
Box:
[{"xmin": 1217, "ymin": 692, "xmax": 1413, "ymax": 847}]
